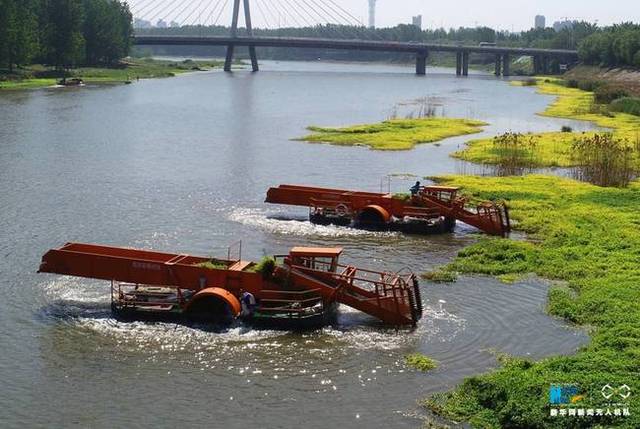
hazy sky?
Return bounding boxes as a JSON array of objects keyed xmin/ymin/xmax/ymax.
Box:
[
  {"xmin": 130, "ymin": 0, "xmax": 639, "ymax": 31},
  {"xmin": 343, "ymin": 0, "xmax": 639, "ymax": 31}
]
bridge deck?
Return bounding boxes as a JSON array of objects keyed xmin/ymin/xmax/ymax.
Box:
[{"xmin": 133, "ymin": 35, "xmax": 578, "ymax": 58}]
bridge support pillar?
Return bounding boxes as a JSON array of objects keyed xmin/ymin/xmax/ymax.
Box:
[
  {"xmin": 416, "ymin": 51, "xmax": 428, "ymax": 75},
  {"xmin": 494, "ymin": 54, "xmax": 502, "ymax": 77},
  {"xmin": 244, "ymin": 0, "xmax": 259, "ymax": 72},
  {"xmin": 542, "ymin": 56, "xmax": 549, "ymax": 75},
  {"xmin": 224, "ymin": 0, "xmax": 259, "ymax": 72},
  {"xmin": 224, "ymin": 45, "xmax": 235, "ymax": 72},
  {"xmin": 502, "ymin": 54, "xmax": 510, "ymax": 77},
  {"xmin": 456, "ymin": 52, "xmax": 462, "ymax": 76},
  {"xmin": 462, "ymin": 52, "xmax": 469, "ymax": 76}
]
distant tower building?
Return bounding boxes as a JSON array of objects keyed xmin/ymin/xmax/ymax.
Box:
[
  {"xmin": 553, "ymin": 20, "xmax": 576, "ymax": 31},
  {"xmin": 156, "ymin": 19, "xmax": 167, "ymax": 29},
  {"xmin": 368, "ymin": 0, "xmax": 377, "ymax": 29},
  {"xmin": 170, "ymin": 21, "xmax": 180, "ymax": 28},
  {"xmin": 133, "ymin": 18, "xmax": 152, "ymax": 29},
  {"xmin": 412, "ymin": 15, "xmax": 422, "ymax": 30},
  {"xmin": 535, "ymin": 15, "xmax": 546, "ymax": 29}
]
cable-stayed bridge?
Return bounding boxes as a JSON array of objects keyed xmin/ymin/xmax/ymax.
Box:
[{"xmin": 130, "ymin": 0, "xmax": 579, "ymax": 75}]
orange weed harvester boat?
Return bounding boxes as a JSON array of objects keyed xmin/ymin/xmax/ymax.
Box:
[
  {"xmin": 39, "ymin": 243, "xmax": 423, "ymax": 329},
  {"xmin": 266, "ymin": 184, "xmax": 510, "ymax": 237}
]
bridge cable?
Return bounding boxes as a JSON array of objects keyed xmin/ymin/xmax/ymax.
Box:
[
  {"xmin": 302, "ymin": 0, "xmax": 368, "ymax": 39},
  {"xmin": 148, "ymin": 0, "xmax": 188, "ymax": 24},
  {"xmin": 253, "ymin": 0, "xmax": 274, "ymax": 29},
  {"xmin": 132, "ymin": 0, "xmax": 161, "ymax": 18},
  {"xmin": 278, "ymin": 0, "xmax": 310, "ymax": 28},
  {"xmin": 303, "ymin": 0, "xmax": 355, "ymax": 39},
  {"xmin": 173, "ymin": 0, "xmax": 205, "ymax": 24},
  {"xmin": 156, "ymin": 0, "xmax": 198, "ymax": 24},
  {"xmin": 323, "ymin": 0, "xmax": 364, "ymax": 26},
  {"xmin": 202, "ymin": 0, "xmax": 227, "ymax": 27},
  {"xmin": 279, "ymin": 0, "xmax": 340, "ymax": 38},
  {"xmin": 270, "ymin": 0, "xmax": 303, "ymax": 28},
  {"xmin": 212, "ymin": 0, "xmax": 231, "ymax": 26},
  {"xmin": 322, "ymin": 0, "xmax": 381, "ymax": 40},
  {"xmin": 139, "ymin": 0, "xmax": 174, "ymax": 23},
  {"xmin": 130, "ymin": 0, "xmax": 155, "ymax": 16},
  {"xmin": 183, "ymin": 0, "xmax": 211, "ymax": 27},
  {"xmin": 257, "ymin": 0, "xmax": 288, "ymax": 32},
  {"xmin": 281, "ymin": 0, "xmax": 325, "ymax": 38},
  {"xmin": 194, "ymin": 0, "xmax": 220, "ymax": 27},
  {"xmin": 314, "ymin": 0, "xmax": 355, "ymax": 26}
]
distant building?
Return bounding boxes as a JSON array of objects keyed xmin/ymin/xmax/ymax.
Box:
[
  {"xmin": 368, "ymin": 0, "xmax": 376, "ymax": 29},
  {"xmin": 412, "ymin": 15, "xmax": 422, "ymax": 30},
  {"xmin": 170, "ymin": 21, "xmax": 180, "ymax": 28},
  {"xmin": 133, "ymin": 18, "xmax": 152, "ymax": 29},
  {"xmin": 157, "ymin": 19, "xmax": 167, "ymax": 29},
  {"xmin": 553, "ymin": 20, "xmax": 576, "ymax": 32},
  {"xmin": 535, "ymin": 15, "xmax": 546, "ymax": 29}
]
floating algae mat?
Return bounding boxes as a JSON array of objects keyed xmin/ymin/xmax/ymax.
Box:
[
  {"xmin": 423, "ymin": 174, "xmax": 640, "ymax": 427},
  {"xmin": 298, "ymin": 118, "xmax": 487, "ymax": 150}
]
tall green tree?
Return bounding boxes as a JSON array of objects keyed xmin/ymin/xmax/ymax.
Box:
[
  {"xmin": 0, "ymin": 0, "xmax": 39, "ymax": 71},
  {"xmin": 83, "ymin": 0, "xmax": 132, "ymax": 65},
  {"xmin": 44, "ymin": 0, "xmax": 85, "ymax": 69}
]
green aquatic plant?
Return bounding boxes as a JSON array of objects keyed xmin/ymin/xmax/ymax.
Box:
[
  {"xmin": 455, "ymin": 80, "xmax": 640, "ymax": 171},
  {"xmin": 406, "ymin": 353, "xmax": 438, "ymax": 372},
  {"xmin": 247, "ymin": 256, "xmax": 277, "ymax": 278},
  {"xmin": 421, "ymin": 269, "xmax": 457, "ymax": 283},
  {"xmin": 392, "ymin": 192, "xmax": 411, "ymax": 201},
  {"xmin": 298, "ymin": 118, "xmax": 487, "ymax": 151},
  {"xmin": 423, "ymin": 174, "xmax": 640, "ymax": 428},
  {"xmin": 195, "ymin": 260, "xmax": 229, "ymax": 270}
]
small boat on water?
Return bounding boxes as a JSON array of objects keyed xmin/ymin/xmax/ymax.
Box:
[{"xmin": 58, "ymin": 78, "xmax": 85, "ymax": 87}]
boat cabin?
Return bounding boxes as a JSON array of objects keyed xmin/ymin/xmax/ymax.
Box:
[{"xmin": 285, "ymin": 247, "xmax": 343, "ymax": 273}]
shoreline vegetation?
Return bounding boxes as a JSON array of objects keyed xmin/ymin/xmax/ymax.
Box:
[
  {"xmin": 0, "ymin": 58, "xmax": 225, "ymax": 90},
  {"xmin": 421, "ymin": 79, "xmax": 640, "ymax": 427},
  {"xmin": 453, "ymin": 77, "xmax": 640, "ymax": 169},
  {"xmin": 298, "ymin": 118, "xmax": 487, "ymax": 151}
]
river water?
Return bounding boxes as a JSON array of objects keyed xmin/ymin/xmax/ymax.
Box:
[{"xmin": 0, "ymin": 61, "xmax": 591, "ymax": 428}]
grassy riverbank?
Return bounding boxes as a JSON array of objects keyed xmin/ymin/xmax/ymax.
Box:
[
  {"xmin": 453, "ymin": 78, "xmax": 640, "ymax": 167},
  {"xmin": 0, "ymin": 58, "xmax": 224, "ymax": 90},
  {"xmin": 298, "ymin": 118, "xmax": 487, "ymax": 150},
  {"xmin": 423, "ymin": 174, "xmax": 640, "ymax": 428}
]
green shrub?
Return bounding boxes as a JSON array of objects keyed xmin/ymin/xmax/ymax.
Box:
[
  {"xmin": 565, "ymin": 79, "xmax": 602, "ymax": 92},
  {"xmin": 594, "ymin": 85, "xmax": 629, "ymax": 104},
  {"xmin": 561, "ymin": 125, "xmax": 573, "ymax": 133},
  {"xmin": 578, "ymin": 80, "xmax": 602, "ymax": 92},
  {"xmin": 610, "ymin": 97, "xmax": 640, "ymax": 117}
]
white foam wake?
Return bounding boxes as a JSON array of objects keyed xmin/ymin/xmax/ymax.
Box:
[{"xmin": 228, "ymin": 207, "xmax": 398, "ymax": 238}]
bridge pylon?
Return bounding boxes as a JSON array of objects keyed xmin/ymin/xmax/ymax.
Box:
[{"xmin": 224, "ymin": 0, "xmax": 259, "ymax": 72}]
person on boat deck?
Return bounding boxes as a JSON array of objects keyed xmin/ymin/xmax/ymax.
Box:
[
  {"xmin": 410, "ymin": 181, "xmax": 421, "ymax": 196},
  {"xmin": 240, "ymin": 289, "xmax": 257, "ymax": 317}
]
